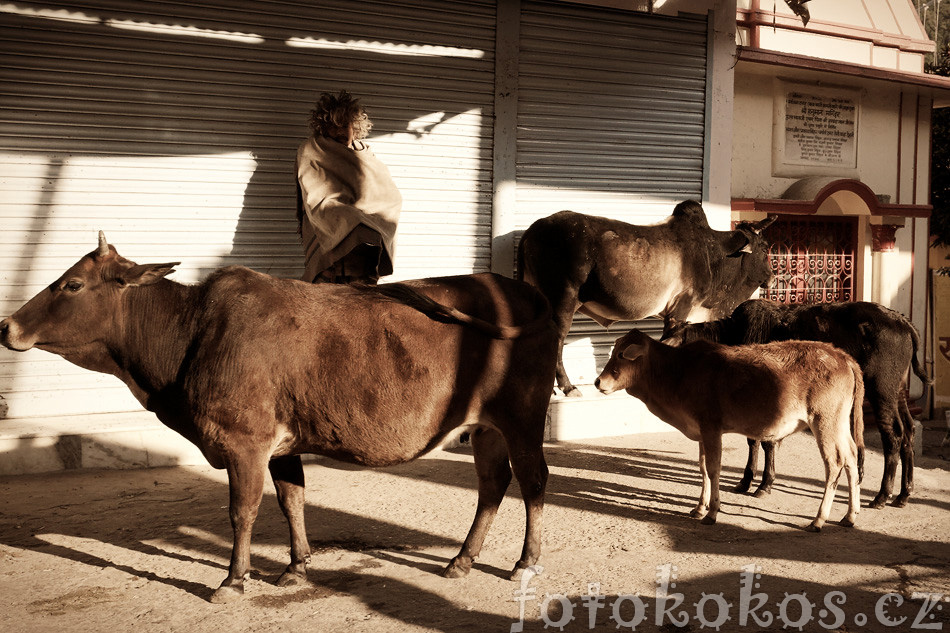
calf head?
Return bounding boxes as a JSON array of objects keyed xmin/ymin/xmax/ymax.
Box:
[
  {"xmin": 0, "ymin": 232, "xmax": 179, "ymax": 355},
  {"xmin": 594, "ymin": 329, "xmax": 653, "ymax": 395}
]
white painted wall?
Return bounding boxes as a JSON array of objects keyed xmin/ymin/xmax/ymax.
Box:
[{"xmin": 732, "ymin": 67, "xmax": 911, "ymax": 202}]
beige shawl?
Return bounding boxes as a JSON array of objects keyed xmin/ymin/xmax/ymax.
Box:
[{"xmin": 296, "ymin": 136, "xmax": 402, "ymax": 282}]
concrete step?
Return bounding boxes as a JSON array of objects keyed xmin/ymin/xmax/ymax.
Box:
[
  {"xmin": 0, "ymin": 392, "xmax": 927, "ymax": 476},
  {"xmin": 0, "ymin": 386, "xmax": 670, "ymax": 476},
  {"xmin": 0, "ymin": 411, "xmax": 206, "ymax": 476},
  {"xmin": 545, "ymin": 384, "xmax": 670, "ymax": 440}
]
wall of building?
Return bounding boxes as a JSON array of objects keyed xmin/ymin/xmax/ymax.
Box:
[
  {"xmin": 731, "ymin": 65, "xmax": 921, "ymax": 203},
  {"xmin": 0, "ymin": 0, "xmax": 736, "ymax": 473},
  {"xmin": 731, "ymin": 58, "xmax": 933, "ymax": 398}
]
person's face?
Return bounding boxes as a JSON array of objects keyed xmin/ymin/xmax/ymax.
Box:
[{"xmin": 328, "ymin": 125, "xmax": 354, "ymax": 146}]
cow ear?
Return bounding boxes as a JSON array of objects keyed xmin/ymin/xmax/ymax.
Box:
[
  {"xmin": 721, "ymin": 231, "xmax": 752, "ymax": 256},
  {"xmin": 621, "ymin": 341, "xmax": 647, "ymax": 361},
  {"xmin": 118, "ymin": 262, "xmax": 180, "ymax": 287}
]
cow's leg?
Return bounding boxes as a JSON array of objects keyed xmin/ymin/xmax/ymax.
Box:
[
  {"xmin": 543, "ymin": 285, "xmax": 582, "ymax": 397},
  {"xmin": 753, "ymin": 440, "xmax": 778, "ymax": 497},
  {"xmin": 808, "ymin": 424, "xmax": 846, "ymax": 532},
  {"xmin": 691, "ymin": 442, "xmax": 711, "ymax": 519},
  {"xmin": 507, "ymin": 440, "xmax": 548, "ymax": 580},
  {"xmin": 211, "ymin": 453, "xmax": 269, "ymax": 603},
  {"xmin": 869, "ymin": 398, "xmax": 901, "ymax": 509},
  {"xmin": 554, "ymin": 344, "xmax": 577, "ymax": 396},
  {"xmin": 444, "ymin": 428, "xmax": 513, "ymax": 578},
  {"xmin": 839, "ymin": 439, "xmax": 860, "ymax": 527},
  {"xmin": 269, "ymin": 455, "xmax": 311, "ymax": 587},
  {"xmin": 894, "ymin": 398, "xmax": 915, "ymax": 508},
  {"xmin": 699, "ymin": 432, "xmax": 723, "ymax": 525},
  {"xmin": 733, "ymin": 438, "xmax": 758, "ymax": 494}
]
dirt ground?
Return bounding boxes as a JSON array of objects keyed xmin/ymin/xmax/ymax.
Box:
[{"xmin": 1, "ymin": 421, "xmax": 949, "ymax": 633}]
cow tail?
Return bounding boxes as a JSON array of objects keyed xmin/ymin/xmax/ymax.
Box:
[
  {"xmin": 849, "ymin": 359, "xmax": 865, "ymax": 484},
  {"xmin": 434, "ymin": 297, "xmax": 552, "ymax": 340},
  {"xmin": 906, "ymin": 316, "xmax": 932, "ymax": 385},
  {"xmin": 367, "ymin": 283, "xmax": 552, "ymax": 341}
]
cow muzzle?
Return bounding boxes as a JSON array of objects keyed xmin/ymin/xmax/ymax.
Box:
[
  {"xmin": 594, "ymin": 374, "xmax": 620, "ymax": 395},
  {"xmin": 0, "ymin": 318, "xmax": 34, "ymax": 352}
]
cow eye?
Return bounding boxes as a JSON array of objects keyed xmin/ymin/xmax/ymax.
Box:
[{"xmin": 64, "ymin": 280, "xmax": 84, "ymax": 292}]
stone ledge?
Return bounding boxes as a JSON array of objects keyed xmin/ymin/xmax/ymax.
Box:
[
  {"xmin": 0, "ymin": 388, "xmax": 674, "ymax": 476},
  {"xmin": 0, "ymin": 411, "xmax": 206, "ymax": 476},
  {"xmin": 546, "ymin": 385, "xmax": 670, "ymax": 441}
]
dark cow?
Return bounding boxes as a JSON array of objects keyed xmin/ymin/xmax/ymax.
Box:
[
  {"xmin": 595, "ymin": 330, "xmax": 863, "ymax": 531},
  {"xmin": 0, "ymin": 234, "xmax": 559, "ymax": 603},
  {"xmin": 517, "ymin": 201, "xmax": 775, "ymax": 396},
  {"xmin": 665, "ymin": 299, "xmax": 930, "ymax": 508}
]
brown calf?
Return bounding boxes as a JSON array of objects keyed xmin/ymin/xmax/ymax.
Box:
[{"xmin": 595, "ymin": 330, "xmax": 863, "ymax": 531}]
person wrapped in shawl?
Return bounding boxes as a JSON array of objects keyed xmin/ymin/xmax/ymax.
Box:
[{"xmin": 296, "ymin": 90, "xmax": 402, "ymax": 284}]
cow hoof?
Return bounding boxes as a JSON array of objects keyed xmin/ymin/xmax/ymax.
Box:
[
  {"xmin": 210, "ymin": 584, "xmax": 244, "ymax": 604},
  {"xmin": 805, "ymin": 523, "xmax": 822, "ymax": 533},
  {"xmin": 839, "ymin": 517, "xmax": 856, "ymax": 528},
  {"xmin": 700, "ymin": 515, "xmax": 717, "ymax": 526},
  {"xmin": 867, "ymin": 496, "xmax": 887, "ymax": 509},
  {"xmin": 442, "ymin": 558, "xmax": 472, "ymax": 579},
  {"xmin": 732, "ymin": 482, "xmax": 751, "ymax": 494},
  {"xmin": 276, "ymin": 570, "xmax": 309, "ymax": 588},
  {"xmin": 509, "ymin": 562, "xmax": 539, "ymax": 582},
  {"xmin": 892, "ymin": 496, "xmax": 909, "ymax": 508},
  {"xmin": 752, "ymin": 488, "xmax": 771, "ymax": 498},
  {"xmin": 562, "ymin": 388, "xmax": 583, "ymax": 398},
  {"xmin": 688, "ymin": 508, "xmax": 705, "ymax": 518}
]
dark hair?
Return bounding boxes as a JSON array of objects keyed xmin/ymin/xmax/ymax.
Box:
[{"xmin": 308, "ymin": 90, "xmax": 373, "ymax": 141}]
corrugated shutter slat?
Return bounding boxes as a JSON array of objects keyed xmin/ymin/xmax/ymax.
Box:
[
  {"xmin": 0, "ymin": 0, "xmax": 495, "ymax": 420},
  {"xmin": 515, "ymin": 1, "xmax": 708, "ymax": 386}
]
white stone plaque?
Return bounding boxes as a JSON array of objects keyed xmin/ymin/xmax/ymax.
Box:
[{"xmin": 772, "ymin": 82, "xmax": 860, "ymax": 177}]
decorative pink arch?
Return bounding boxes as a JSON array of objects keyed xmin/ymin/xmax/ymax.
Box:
[{"xmin": 732, "ymin": 177, "xmax": 931, "ymax": 218}]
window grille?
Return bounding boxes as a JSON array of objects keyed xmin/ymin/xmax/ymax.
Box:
[{"xmin": 760, "ymin": 216, "xmax": 858, "ymax": 304}]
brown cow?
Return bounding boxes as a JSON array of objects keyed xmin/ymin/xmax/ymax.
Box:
[
  {"xmin": 0, "ymin": 234, "xmax": 558, "ymax": 603},
  {"xmin": 517, "ymin": 201, "xmax": 775, "ymax": 397},
  {"xmin": 595, "ymin": 330, "xmax": 863, "ymax": 531}
]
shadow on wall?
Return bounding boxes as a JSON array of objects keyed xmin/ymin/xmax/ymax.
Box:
[
  {"xmin": 0, "ymin": 0, "xmax": 488, "ymax": 421},
  {"xmin": 1, "ymin": 0, "xmax": 486, "ymax": 286}
]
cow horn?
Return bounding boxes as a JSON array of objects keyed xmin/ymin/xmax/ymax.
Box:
[
  {"xmin": 753, "ymin": 215, "xmax": 778, "ymax": 233},
  {"xmin": 97, "ymin": 231, "xmax": 109, "ymax": 257}
]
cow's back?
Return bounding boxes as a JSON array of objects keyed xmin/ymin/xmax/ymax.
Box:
[
  {"xmin": 671, "ymin": 340, "xmax": 856, "ymax": 439},
  {"xmin": 185, "ymin": 268, "xmax": 557, "ymax": 466},
  {"xmin": 519, "ymin": 211, "xmax": 692, "ymax": 323},
  {"xmin": 725, "ymin": 300, "xmax": 914, "ymax": 370}
]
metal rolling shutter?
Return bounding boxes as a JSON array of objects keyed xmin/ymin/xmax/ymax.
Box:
[
  {"xmin": 0, "ymin": 0, "xmax": 495, "ymax": 420},
  {"xmin": 516, "ymin": 1, "xmax": 708, "ymax": 385}
]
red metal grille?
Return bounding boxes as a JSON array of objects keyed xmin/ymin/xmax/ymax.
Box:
[{"xmin": 761, "ymin": 216, "xmax": 857, "ymax": 304}]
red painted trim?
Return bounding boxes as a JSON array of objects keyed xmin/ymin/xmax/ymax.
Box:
[
  {"xmin": 731, "ymin": 178, "xmax": 932, "ymax": 217},
  {"xmin": 748, "ymin": 0, "xmax": 760, "ymax": 49},
  {"xmin": 910, "ymin": 217, "xmax": 916, "ymax": 322},
  {"xmin": 913, "ymin": 95, "xmax": 920, "ymax": 206},
  {"xmin": 736, "ymin": 48, "xmax": 950, "ymax": 93},
  {"xmin": 927, "ymin": 96, "xmax": 935, "ymax": 205},
  {"xmin": 897, "ymin": 91, "xmax": 904, "ymax": 204}
]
